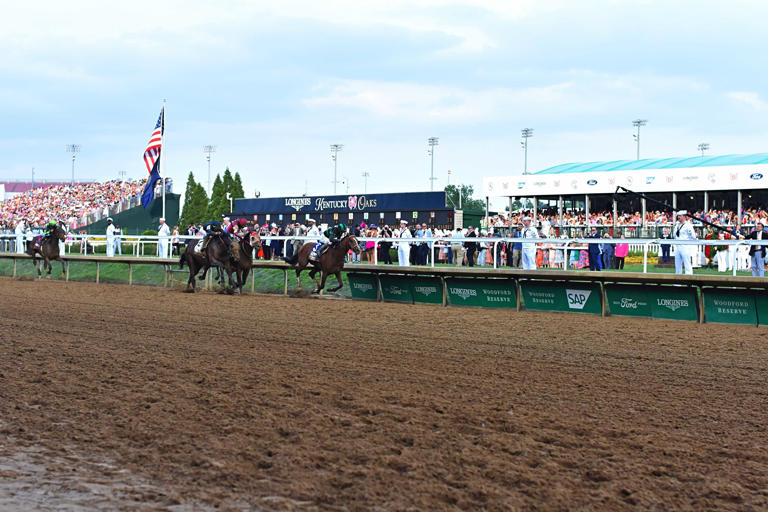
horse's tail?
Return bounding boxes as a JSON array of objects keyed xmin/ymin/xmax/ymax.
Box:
[
  {"xmin": 284, "ymin": 253, "xmax": 299, "ymax": 266},
  {"xmin": 179, "ymin": 251, "xmax": 185, "ymax": 269}
]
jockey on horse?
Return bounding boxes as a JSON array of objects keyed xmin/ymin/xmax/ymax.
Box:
[
  {"xmin": 225, "ymin": 218, "xmax": 249, "ymax": 262},
  {"xmin": 31, "ymin": 220, "xmax": 59, "ymax": 250},
  {"xmin": 309, "ymin": 223, "xmax": 346, "ymax": 263}
]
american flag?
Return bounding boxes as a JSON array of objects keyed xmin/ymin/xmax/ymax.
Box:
[{"xmin": 143, "ymin": 109, "xmax": 164, "ymax": 174}]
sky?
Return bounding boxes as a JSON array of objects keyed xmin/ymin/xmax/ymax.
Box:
[{"xmin": 1, "ymin": 0, "xmax": 767, "ymax": 209}]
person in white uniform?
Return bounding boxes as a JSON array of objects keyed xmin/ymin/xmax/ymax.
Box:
[
  {"xmin": 521, "ymin": 216, "xmax": 539, "ymax": 270},
  {"xmin": 397, "ymin": 219, "xmax": 412, "ymax": 267},
  {"xmin": 157, "ymin": 218, "xmax": 171, "ymax": 258},
  {"xmin": 106, "ymin": 218, "xmax": 116, "ymax": 257},
  {"xmin": 15, "ymin": 219, "xmax": 27, "ymax": 254},
  {"xmin": 673, "ymin": 211, "xmax": 697, "ymax": 275}
]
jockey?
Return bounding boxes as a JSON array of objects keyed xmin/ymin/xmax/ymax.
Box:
[
  {"xmin": 310, "ymin": 223, "xmax": 346, "ymax": 262},
  {"xmin": 226, "ymin": 218, "xmax": 249, "ymax": 240},
  {"xmin": 201, "ymin": 220, "xmax": 224, "ymax": 251},
  {"xmin": 44, "ymin": 220, "xmax": 57, "ymax": 238}
]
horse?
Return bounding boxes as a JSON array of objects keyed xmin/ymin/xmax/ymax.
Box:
[
  {"xmin": 205, "ymin": 234, "xmax": 239, "ymax": 293},
  {"xmin": 284, "ymin": 235, "xmax": 361, "ymax": 293},
  {"xmin": 27, "ymin": 222, "xmax": 68, "ymax": 279},
  {"xmin": 179, "ymin": 238, "xmax": 210, "ymax": 292},
  {"xmin": 232, "ymin": 231, "xmax": 263, "ymax": 292}
]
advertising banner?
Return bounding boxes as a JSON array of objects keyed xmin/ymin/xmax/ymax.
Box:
[
  {"xmin": 236, "ymin": 191, "xmax": 446, "ymax": 215},
  {"xmin": 379, "ymin": 275, "xmax": 413, "ymax": 303},
  {"xmin": 446, "ymin": 278, "xmax": 517, "ymax": 308},
  {"xmin": 519, "ymin": 281, "xmax": 602, "ymax": 315},
  {"xmin": 410, "ymin": 277, "xmax": 443, "ymax": 305},
  {"xmin": 646, "ymin": 286, "xmax": 699, "ymax": 321},
  {"xmin": 605, "ymin": 285, "xmax": 652, "ymax": 318},
  {"xmin": 347, "ymin": 274, "xmax": 378, "ymax": 300},
  {"xmin": 702, "ymin": 289, "xmax": 757, "ymax": 325},
  {"xmin": 757, "ymin": 293, "xmax": 768, "ymax": 327}
]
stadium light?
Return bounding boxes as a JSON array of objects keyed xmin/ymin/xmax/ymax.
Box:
[
  {"xmin": 203, "ymin": 145, "xmax": 217, "ymax": 195},
  {"xmin": 632, "ymin": 119, "xmax": 647, "ymax": 160},
  {"xmin": 361, "ymin": 170, "xmax": 370, "ymax": 193},
  {"xmin": 521, "ymin": 128, "xmax": 534, "ymax": 174},
  {"xmin": 66, "ymin": 144, "xmax": 80, "ymax": 185},
  {"xmin": 330, "ymin": 144, "xmax": 343, "ymax": 194},
  {"xmin": 427, "ymin": 137, "xmax": 439, "ymax": 191},
  {"xmin": 698, "ymin": 142, "xmax": 710, "ymax": 157}
]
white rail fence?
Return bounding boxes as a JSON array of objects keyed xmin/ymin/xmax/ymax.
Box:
[{"xmin": 0, "ymin": 234, "xmax": 766, "ymax": 276}]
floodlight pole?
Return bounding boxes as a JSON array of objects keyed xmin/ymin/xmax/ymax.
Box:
[
  {"xmin": 632, "ymin": 119, "xmax": 647, "ymax": 160},
  {"xmin": 66, "ymin": 144, "xmax": 81, "ymax": 185},
  {"xmin": 521, "ymin": 128, "xmax": 533, "ymax": 174},
  {"xmin": 330, "ymin": 144, "xmax": 343, "ymax": 194},
  {"xmin": 361, "ymin": 170, "xmax": 370, "ymax": 193},
  {"xmin": 698, "ymin": 142, "xmax": 710, "ymax": 157},
  {"xmin": 427, "ymin": 137, "xmax": 439, "ymax": 191},
  {"xmin": 203, "ymin": 145, "xmax": 217, "ymax": 195}
]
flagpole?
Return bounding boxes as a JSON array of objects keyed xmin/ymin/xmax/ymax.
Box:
[{"xmin": 161, "ymin": 99, "xmax": 166, "ymax": 221}]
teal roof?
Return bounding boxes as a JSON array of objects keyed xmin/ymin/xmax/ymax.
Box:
[{"xmin": 534, "ymin": 153, "xmax": 768, "ymax": 175}]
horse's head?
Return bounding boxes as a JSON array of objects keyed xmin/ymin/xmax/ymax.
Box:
[
  {"xmin": 54, "ymin": 222, "xmax": 67, "ymax": 241},
  {"xmin": 248, "ymin": 230, "xmax": 262, "ymax": 253},
  {"xmin": 344, "ymin": 234, "xmax": 361, "ymax": 255}
]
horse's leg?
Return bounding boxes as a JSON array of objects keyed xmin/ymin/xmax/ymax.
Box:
[
  {"xmin": 33, "ymin": 254, "xmax": 41, "ymax": 277},
  {"xmin": 60, "ymin": 259, "xmax": 66, "ymax": 279},
  {"xmin": 309, "ymin": 268, "xmax": 322, "ymax": 293},
  {"xmin": 328, "ymin": 271, "xmax": 344, "ymax": 292},
  {"xmin": 45, "ymin": 256, "xmax": 52, "ymax": 276},
  {"xmin": 296, "ymin": 268, "xmax": 302, "ymax": 290},
  {"xmin": 317, "ymin": 271, "xmax": 330, "ymax": 294}
]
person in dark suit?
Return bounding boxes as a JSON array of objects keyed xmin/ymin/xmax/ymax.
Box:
[
  {"xmin": 659, "ymin": 227, "xmax": 672, "ymax": 262},
  {"xmin": 464, "ymin": 226, "xmax": 478, "ymax": 267},
  {"xmin": 587, "ymin": 226, "xmax": 602, "ymax": 271},
  {"xmin": 741, "ymin": 221, "xmax": 766, "ymax": 277}
]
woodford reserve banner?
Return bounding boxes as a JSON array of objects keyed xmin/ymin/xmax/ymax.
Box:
[{"xmin": 519, "ymin": 281, "xmax": 602, "ymax": 315}]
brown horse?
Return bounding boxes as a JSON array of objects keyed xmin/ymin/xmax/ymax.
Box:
[
  {"xmin": 233, "ymin": 231, "xmax": 262, "ymax": 291},
  {"xmin": 285, "ymin": 235, "xmax": 360, "ymax": 293},
  {"xmin": 27, "ymin": 222, "xmax": 68, "ymax": 279}
]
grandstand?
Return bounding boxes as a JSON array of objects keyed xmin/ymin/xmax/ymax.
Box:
[{"xmin": 483, "ymin": 153, "xmax": 768, "ymax": 224}]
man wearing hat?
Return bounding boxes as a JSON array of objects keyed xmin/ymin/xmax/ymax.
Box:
[
  {"xmin": 106, "ymin": 217, "xmax": 116, "ymax": 257},
  {"xmin": 742, "ymin": 220, "xmax": 767, "ymax": 277},
  {"xmin": 306, "ymin": 218, "xmax": 321, "ymax": 238},
  {"xmin": 397, "ymin": 220, "xmax": 411, "ymax": 266},
  {"xmin": 521, "ymin": 216, "xmax": 539, "ymax": 270},
  {"xmin": 157, "ymin": 217, "xmax": 171, "ymax": 258},
  {"xmin": 673, "ymin": 210, "xmax": 697, "ymax": 275}
]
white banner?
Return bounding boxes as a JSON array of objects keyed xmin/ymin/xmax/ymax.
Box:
[{"xmin": 483, "ymin": 164, "xmax": 768, "ymax": 197}]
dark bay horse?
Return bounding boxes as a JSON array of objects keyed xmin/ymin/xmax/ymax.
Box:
[
  {"xmin": 27, "ymin": 222, "xmax": 68, "ymax": 279},
  {"xmin": 285, "ymin": 235, "xmax": 360, "ymax": 293},
  {"xmin": 179, "ymin": 238, "xmax": 209, "ymax": 292},
  {"xmin": 205, "ymin": 235, "xmax": 238, "ymax": 293}
]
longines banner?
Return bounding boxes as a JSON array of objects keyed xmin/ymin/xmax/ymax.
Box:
[
  {"xmin": 235, "ymin": 191, "xmax": 447, "ymax": 215},
  {"xmin": 445, "ymin": 278, "xmax": 517, "ymax": 308},
  {"xmin": 347, "ymin": 274, "xmax": 378, "ymax": 300},
  {"xmin": 606, "ymin": 284, "xmax": 699, "ymax": 322},
  {"xmin": 483, "ymin": 164, "xmax": 768, "ymax": 197}
]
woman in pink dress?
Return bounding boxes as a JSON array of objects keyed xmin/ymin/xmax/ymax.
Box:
[
  {"xmin": 365, "ymin": 225, "xmax": 377, "ymax": 263},
  {"xmin": 614, "ymin": 235, "xmax": 629, "ymax": 269}
]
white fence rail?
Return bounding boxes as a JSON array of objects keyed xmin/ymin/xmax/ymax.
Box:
[{"xmin": 0, "ymin": 234, "xmax": 766, "ymax": 276}]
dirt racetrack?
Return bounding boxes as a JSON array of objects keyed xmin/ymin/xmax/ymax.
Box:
[{"xmin": 1, "ymin": 278, "xmax": 767, "ymax": 511}]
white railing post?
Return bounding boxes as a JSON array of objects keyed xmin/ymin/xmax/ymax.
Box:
[
  {"xmin": 373, "ymin": 240, "xmax": 379, "ymax": 265},
  {"xmin": 643, "ymin": 241, "xmax": 651, "ymax": 274}
]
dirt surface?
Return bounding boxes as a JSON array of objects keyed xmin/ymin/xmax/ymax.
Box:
[{"xmin": 1, "ymin": 278, "xmax": 767, "ymax": 511}]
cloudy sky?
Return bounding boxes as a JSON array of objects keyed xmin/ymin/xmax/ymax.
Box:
[{"xmin": 1, "ymin": 0, "xmax": 766, "ymax": 207}]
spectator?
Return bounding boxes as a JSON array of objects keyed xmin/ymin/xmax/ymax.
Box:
[
  {"xmin": 464, "ymin": 226, "xmax": 478, "ymax": 267},
  {"xmin": 396, "ymin": 220, "xmax": 411, "ymax": 266},
  {"xmin": 157, "ymin": 218, "xmax": 170, "ymax": 258},
  {"xmin": 614, "ymin": 235, "xmax": 629, "ymax": 269},
  {"xmin": 106, "ymin": 218, "xmax": 115, "ymax": 257}
]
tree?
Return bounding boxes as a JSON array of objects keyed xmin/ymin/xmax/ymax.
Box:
[
  {"xmin": 206, "ymin": 174, "xmax": 228, "ymax": 220},
  {"xmin": 444, "ymin": 184, "xmax": 485, "ymax": 211},
  {"xmin": 179, "ymin": 172, "xmax": 211, "ymax": 227},
  {"xmin": 222, "ymin": 167, "xmax": 234, "ymax": 195},
  {"xmin": 232, "ymin": 172, "xmax": 245, "ymax": 200}
]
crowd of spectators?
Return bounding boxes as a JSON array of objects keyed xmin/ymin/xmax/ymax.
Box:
[{"xmin": 0, "ymin": 179, "xmax": 150, "ymax": 232}]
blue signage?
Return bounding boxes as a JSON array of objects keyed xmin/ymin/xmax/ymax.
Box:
[
  {"xmin": 750, "ymin": 173, "xmax": 763, "ymax": 180},
  {"xmin": 587, "ymin": 179, "xmax": 598, "ymax": 186},
  {"xmin": 234, "ymin": 191, "xmax": 447, "ymax": 215}
]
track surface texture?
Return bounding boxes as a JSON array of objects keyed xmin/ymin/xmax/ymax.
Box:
[{"xmin": 1, "ymin": 278, "xmax": 767, "ymax": 511}]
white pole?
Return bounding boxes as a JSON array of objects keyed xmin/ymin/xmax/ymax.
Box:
[{"xmin": 161, "ymin": 99, "xmax": 167, "ymax": 221}]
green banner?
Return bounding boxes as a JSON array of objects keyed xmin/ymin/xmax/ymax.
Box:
[
  {"xmin": 411, "ymin": 277, "xmax": 443, "ymax": 305},
  {"xmin": 520, "ymin": 281, "xmax": 602, "ymax": 315},
  {"xmin": 379, "ymin": 275, "xmax": 413, "ymax": 303},
  {"xmin": 446, "ymin": 278, "xmax": 517, "ymax": 308},
  {"xmin": 647, "ymin": 286, "xmax": 699, "ymax": 321},
  {"xmin": 606, "ymin": 285, "xmax": 652, "ymax": 318},
  {"xmin": 757, "ymin": 294, "xmax": 768, "ymax": 327},
  {"xmin": 703, "ymin": 289, "xmax": 757, "ymax": 325},
  {"xmin": 347, "ymin": 274, "xmax": 378, "ymax": 300}
]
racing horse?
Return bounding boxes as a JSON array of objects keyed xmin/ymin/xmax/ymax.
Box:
[
  {"xmin": 232, "ymin": 230, "xmax": 262, "ymax": 292},
  {"xmin": 179, "ymin": 238, "xmax": 209, "ymax": 292},
  {"xmin": 204, "ymin": 234, "xmax": 239, "ymax": 293},
  {"xmin": 27, "ymin": 222, "xmax": 68, "ymax": 279},
  {"xmin": 284, "ymin": 234, "xmax": 361, "ymax": 293}
]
